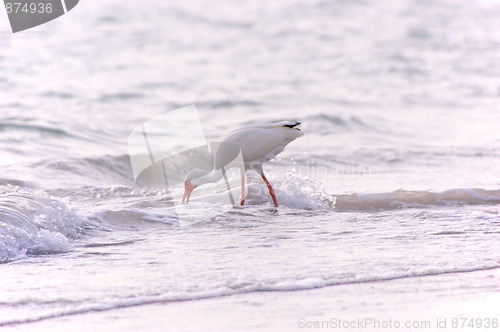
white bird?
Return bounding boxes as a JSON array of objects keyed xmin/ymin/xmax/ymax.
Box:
[{"xmin": 182, "ymin": 121, "xmax": 304, "ymax": 207}]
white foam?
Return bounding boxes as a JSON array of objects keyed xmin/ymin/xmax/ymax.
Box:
[
  {"xmin": 244, "ymin": 172, "xmax": 335, "ymax": 210},
  {"xmin": 244, "ymin": 277, "xmax": 327, "ymax": 292},
  {"xmin": 334, "ymin": 188, "xmax": 500, "ymax": 212},
  {"xmin": 0, "ymin": 193, "xmax": 85, "ymax": 263}
]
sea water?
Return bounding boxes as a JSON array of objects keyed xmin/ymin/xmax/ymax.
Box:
[{"xmin": 1, "ymin": 0, "xmax": 499, "ymax": 330}]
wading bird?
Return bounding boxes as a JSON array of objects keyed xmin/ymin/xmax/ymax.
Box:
[{"xmin": 182, "ymin": 121, "xmax": 303, "ymax": 207}]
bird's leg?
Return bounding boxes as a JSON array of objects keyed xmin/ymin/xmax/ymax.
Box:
[
  {"xmin": 240, "ymin": 173, "xmax": 246, "ymax": 206},
  {"xmin": 260, "ymin": 173, "xmax": 278, "ymax": 207}
]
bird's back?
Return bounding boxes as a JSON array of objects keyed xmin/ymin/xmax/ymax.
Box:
[{"xmin": 214, "ymin": 121, "xmax": 303, "ymax": 169}]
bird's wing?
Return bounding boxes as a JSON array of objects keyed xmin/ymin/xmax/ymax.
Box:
[{"xmin": 217, "ymin": 122, "xmax": 303, "ymax": 164}]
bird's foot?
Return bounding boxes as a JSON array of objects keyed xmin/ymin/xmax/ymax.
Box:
[{"xmin": 240, "ymin": 199, "xmax": 245, "ymax": 206}]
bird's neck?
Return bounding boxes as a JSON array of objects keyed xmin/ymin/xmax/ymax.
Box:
[{"xmin": 191, "ymin": 169, "xmax": 224, "ymax": 186}]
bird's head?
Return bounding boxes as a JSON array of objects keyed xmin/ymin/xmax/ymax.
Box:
[
  {"xmin": 182, "ymin": 179, "xmax": 198, "ymax": 204},
  {"xmin": 181, "ymin": 169, "xmax": 205, "ymax": 203}
]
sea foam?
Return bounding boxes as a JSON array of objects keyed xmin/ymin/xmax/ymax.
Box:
[{"xmin": 0, "ymin": 192, "xmax": 85, "ymax": 263}]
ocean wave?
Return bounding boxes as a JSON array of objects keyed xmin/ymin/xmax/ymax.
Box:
[
  {"xmin": 0, "ymin": 192, "xmax": 86, "ymax": 264},
  {"xmin": 302, "ymin": 113, "xmax": 388, "ymax": 136},
  {"xmin": 98, "ymin": 92, "xmax": 145, "ymax": 102},
  {"xmin": 0, "ymin": 119, "xmax": 72, "ymax": 138},
  {"xmin": 259, "ymin": 173, "xmax": 334, "ymax": 210},
  {"xmin": 334, "ymin": 188, "xmax": 500, "ymax": 212},
  {"xmin": 239, "ymin": 265, "xmax": 500, "ymax": 295},
  {"xmin": 34, "ymin": 154, "xmax": 135, "ymax": 187},
  {"xmin": 198, "ymin": 99, "xmax": 262, "ymax": 109},
  {"xmin": 79, "ymin": 186, "xmax": 500, "ymax": 222}
]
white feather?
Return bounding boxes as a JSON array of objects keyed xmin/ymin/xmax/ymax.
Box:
[
  {"xmin": 184, "ymin": 121, "xmax": 303, "ymax": 206},
  {"xmin": 216, "ymin": 121, "xmax": 303, "ymax": 171}
]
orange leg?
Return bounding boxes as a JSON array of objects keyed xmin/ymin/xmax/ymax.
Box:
[
  {"xmin": 240, "ymin": 172, "xmax": 246, "ymax": 206},
  {"xmin": 261, "ymin": 174, "xmax": 278, "ymax": 207}
]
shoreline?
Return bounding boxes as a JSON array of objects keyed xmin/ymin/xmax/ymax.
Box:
[{"xmin": 4, "ymin": 267, "xmax": 499, "ymax": 332}]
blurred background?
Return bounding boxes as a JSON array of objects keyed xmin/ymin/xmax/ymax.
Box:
[
  {"xmin": 1, "ymin": 0, "xmax": 500, "ymax": 329},
  {"xmin": 1, "ymin": 0, "xmax": 500, "ymax": 191}
]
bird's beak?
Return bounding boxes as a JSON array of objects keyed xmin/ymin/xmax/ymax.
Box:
[{"xmin": 182, "ymin": 183, "xmax": 198, "ymax": 203}]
